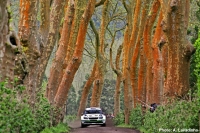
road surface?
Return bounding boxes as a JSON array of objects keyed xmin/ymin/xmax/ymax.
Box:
[{"xmin": 68, "ymin": 118, "xmax": 141, "ymax": 133}]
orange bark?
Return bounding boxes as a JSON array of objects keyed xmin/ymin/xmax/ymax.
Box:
[
  {"xmin": 130, "ymin": 0, "xmax": 150, "ymax": 107},
  {"xmin": 137, "ymin": 46, "xmax": 147, "ymax": 105},
  {"xmin": 162, "ymin": 0, "xmax": 194, "ymax": 99},
  {"xmin": 90, "ymin": 0, "xmax": 109, "ymax": 107},
  {"xmin": 110, "ymin": 45, "xmax": 123, "ymax": 116},
  {"xmin": 54, "ymin": 0, "xmax": 95, "ymax": 108},
  {"xmin": 39, "ymin": 0, "xmax": 50, "ymax": 39},
  {"xmin": 77, "ymin": 61, "xmax": 97, "ymax": 116},
  {"xmin": 47, "ymin": 0, "xmax": 75, "ymax": 103},
  {"xmin": 19, "ymin": 0, "xmax": 30, "ymax": 40},
  {"xmin": 37, "ymin": 0, "xmax": 66, "ymax": 87},
  {"xmin": 143, "ymin": 0, "xmax": 160, "ymax": 104},
  {"xmin": 152, "ymin": 11, "xmax": 163, "ymax": 104},
  {"xmin": 122, "ymin": 27, "xmax": 130, "ymax": 124}
]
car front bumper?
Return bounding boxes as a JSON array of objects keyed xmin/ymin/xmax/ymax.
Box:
[{"xmin": 81, "ymin": 119, "xmax": 106, "ymax": 125}]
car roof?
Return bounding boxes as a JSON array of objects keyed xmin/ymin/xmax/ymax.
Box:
[{"xmin": 85, "ymin": 107, "xmax": 101, "ymax": 110}]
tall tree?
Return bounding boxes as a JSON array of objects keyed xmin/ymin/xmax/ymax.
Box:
[
  {"xmin": 47, "ymin": 0, "xmax": 75, "ymax": 104},
  {"xmin": 130, "ymin": 0, "xmax": 150, "ymax": 106},
  {"xmin": 0, "ymin": 0, "xmax": 19, "ymax": 85},
  {"xmin": 110, "ymin": 44, "xmax": 123, "ymax": 116},
  {"xmin": 54, "ymin": 0, "xmax": 96, "ymax": 123},
  {"xmin": 160, "ymin": 0, "xmax": 195, "ymax": 100},
  {"xmin": 90, "ymin": 0, "xmax": 109, "ymax": 107}
]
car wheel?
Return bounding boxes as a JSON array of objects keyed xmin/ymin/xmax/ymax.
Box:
[
  {"xmin": 102, "ymin": 123, "xmax": 106, "ymax": 127},
  {"xmin": 81, "ymin": 123, "xmax": 86, "ymax": 128}
]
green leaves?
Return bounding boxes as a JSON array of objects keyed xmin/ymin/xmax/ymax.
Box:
[
  {"xmin": 129, "ymin": 105, "xmax": 143, "ymax": 129},
  {"xmin": 194, "ymin": 32, "xmax": 200, "ymax": 96},
  {"xmin": 0, "ymin": 80, "xmax": 52, "ymax": 133}
]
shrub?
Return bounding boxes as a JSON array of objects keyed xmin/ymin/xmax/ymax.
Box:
[
  {"xmin": 0, "ymin": 81, "xmax": 35, "ymax": 133},
  {"xmin": 0, "ymin": 80, "xmax": 51, "ymax": 133},
  {"xmin": 140, "ymin": 97, "xmax": 200, "ymax": 133},
  {"xmin": 41, "ymin": 123, "xmax": 70, "ymax": 133},
  {"xmin": 129, "ymin": 105, "xmax": 143, "ymax": 129},
  {"xmin": 114, "ymin": 111, "xmax": 124, "ymax": 125}
]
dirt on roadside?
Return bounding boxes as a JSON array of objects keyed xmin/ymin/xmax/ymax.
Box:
[{"xmin": 68, "ymin": 118, "xmax": 141, "ymax": 133}]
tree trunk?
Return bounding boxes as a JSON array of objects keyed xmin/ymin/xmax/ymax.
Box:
[
  {"xmin": 152, "ymin": 11, "xmax": 163, "ymax": 104},
  {"xmin": 77, "ymin": 61, "xmax": 97, "ymax": 117},
  {"xmin": 110, "ymin": 45, "xmax": 123, "ymax": 116},
  {"xmin": 143, "ymin": 0, "xmax": 160, "ymax": 104},
  {"xmin": 53, "ymin": 0, "xmax": 95, "ymax": 124},
  {"xmin": 90, "ymin": 0, "xmax": 109, "ymax": 107},
  {"xmin": 130, "ymin": 0, "xmax": 150, "ymax": 107},
  {"xmin": 47, "ymin": 0, "xmax": 75, "ymax": 104},
  {"xmin": 18, "ymin": 0, "xmax": 41, "ymax": 107},
  {"xmin": 162, "ymin": 0, "xmax": 195, "ymax": 100},
  {"xmin": 37, "ymin": 0, "xmax": 66, "ymax": 87},
  {"xmin": 0, "ymin": 0, "xmax": 18, "ymax": 85},
  {"xmin": 122, "ymin": 27, "xmax": 130, "ymax": 124}
]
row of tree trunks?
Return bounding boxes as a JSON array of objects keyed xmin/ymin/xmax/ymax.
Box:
[
  {"xmin": 120, "ymin": 0, "xmax": 194, "ymax": 124},
  {"xmin": 121, "ymin": 0, "xmax": 136, "ymax": 124},
  {"xmin": 53, "ymin": 0, "xmax": 96, "ymax": 124},
  {"xmin": 37, "ymin": 0, "xmax": 66, "ymax": 88},
  {"xmin": 47, "ymin": 0, "xmax": 75, "ymax": 104},
  {"xmin": 90, "ymin": 0, "xmax": 109, "ymax": 107},
  {"xmin": 143, "ymin": 0, "xmax": 160, "ymax": 105},
  {"xmin": 130, "ymin": 0, "xmax": 150, "ymax": 107},
  {"xmin": 77, "ymin": 61, "xmax": 97, "ymax": 117}
]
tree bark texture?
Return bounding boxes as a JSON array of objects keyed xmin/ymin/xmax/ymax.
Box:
[
  {"xmin": 47, "ymin": 0, "xmax": 75, "ymax": 104},
  {"xmin": 110, "ymin": 45, "xmax": 123, "ymax": 116},
  {"xmin": 0, "ymin": 0, "xmax": 18, "ymax": 85},
  {"xmin": 77, "ymin": 61, "xmax": 97, "ymax": 117},
  {"xmin": 18, "ymin": 0, "xmax": 41, "ymax": 106},
  {"xmin": 130, "ymin": 0, "xmax": 150, "ymax": 107},
  {"xmin": 53, "ymin": 0, "xmax": 95, "ymax": 123},
  {"xmin": 143, "ymin": 0, "xmax": 160, "ymax": 104},
  {"xmin": 152, "ymin": 11, "xmax": 163, "ymax": 104},
  {"xmin": 161, "ymin": 0, "xmax": 195, "ymax": 99},
  {"xmin": 37, "ymin": 0, "xmax": 66, "ymax": 87},
  {"xmin": 90, "ymin": 0, "xmax": 109, "ymax": 107}
]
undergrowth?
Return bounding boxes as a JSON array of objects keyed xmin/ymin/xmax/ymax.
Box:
[
  {"xmin": 0, "ymin": 79, "xmax": 70, "ymax": 133},
  {"xmin": 114, "ymin": 97, "xmax": 200, "ymax": 133}
]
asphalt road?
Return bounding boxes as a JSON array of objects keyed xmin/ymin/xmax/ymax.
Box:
[{"xmin": 68, "ymin": 118, "xmax": 141, "ymax": 133}]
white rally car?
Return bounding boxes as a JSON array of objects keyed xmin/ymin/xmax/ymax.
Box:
[{"xmin": 81, "ymin": 107, "xmax": 106, "ymax": 128}]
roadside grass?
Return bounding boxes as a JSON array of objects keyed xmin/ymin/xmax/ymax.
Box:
[
  {"xmin": 40, "ymin": 123, "xmax": 70, "ymax": 133},
  {"xmin": 116, "ymin": 124, "xmax": 134, "ymax": 128}
]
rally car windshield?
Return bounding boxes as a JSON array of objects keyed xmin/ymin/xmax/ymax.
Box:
[{"xmin": 84, "ymin": 110, "xmax": 102, "ymax": 114}]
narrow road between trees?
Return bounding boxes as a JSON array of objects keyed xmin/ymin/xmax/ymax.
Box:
[{"xmin": 68, "ymin": 118, "xmax": 141, "ymax": 133}]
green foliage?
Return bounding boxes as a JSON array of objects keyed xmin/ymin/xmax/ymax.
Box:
[
  {"xmin": 113, "ymin": 97, "xmax": 199, "ymax": 133},
  {"xmin": 141, "ymin": 98, "xmax": 200, "ymax": 133},
  {"xmin": 77, "ymin": 78, "xmax": 119, "ymax": 114},
  {"xmin": 66, "ymin": 86, "xmax": 78, "ymax": 115},
  {"xmin": 113, "ymin": 112, "xmax": 124, "ymax": 125},
  {"xmin": 0, "ymin": 81, "xmax": 34, "ymax": 133},
  {"xmin": 63, "ymin": 115, "xmax": 77, "ymax": 123},
  {"xmin": 40, "ymin": 123, "xmax": 70, "ymax": 133},
  {"xmin": 116, "ymin": 124, "xmax": 133, "ymax": 128},
  {"xmin": 0, "ymin": 80, "xmax": 51, "ymax": 133},
  {"xmin": 100, "ymin": 79, "xmax": 116, "ymax": 113},
  {"xmin": 194, "ymin": 31, "xmax": 200, "ymax": 96},
  {"xmin": 129, "ymin": 105, "xmax": 143, "ymax": 129}
]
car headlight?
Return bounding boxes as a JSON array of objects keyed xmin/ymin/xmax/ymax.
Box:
[{"xmin": 83, "ymin": 117, "xmax": 88, "ymax": 119}]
